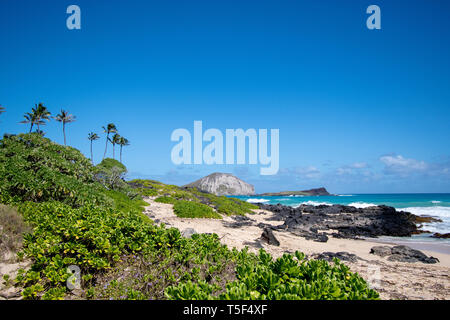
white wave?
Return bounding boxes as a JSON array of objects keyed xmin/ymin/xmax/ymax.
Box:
[
  {"xmin": 298, "ymin": 200, "xmax": 332, "ymax": 206},
  {"xmin": 419, "ymin": 223, "xmax": 450, "ymax": 233},
  {"xmin": 348, "ymin": 202, "xmax": 377, "ymax": 208},
  {"xmin": 400, "ymin": 206, "xmax": 450, "ymax": 234},
  {"xmin": 338, "ymin": 194, "xmax": 354, "ymax": 197},
  {"xmin": 400, "ymin": 206, "xmax": 450, "ymax": 219},
  {"xmin": 431, "ymin": 200, "xmax": 442, "ymax": 204},
  {"xmin": 246, "ymin": 198, "xmax": 270, "ymax": 203}
]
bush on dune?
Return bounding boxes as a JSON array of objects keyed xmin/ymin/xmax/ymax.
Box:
[
  {"xmin": 0, "ymin": 134, "xmax": 107, "ymax": 207},
  {"xmin": 173, "ymin": 201, "xmax": 222, "ymax": 219}
]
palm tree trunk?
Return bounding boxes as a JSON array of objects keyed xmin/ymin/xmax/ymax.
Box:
[
  {"xmin": 112, "ymin": 144, "xmax": 115, "ymax": 159},
  {"xmin": 63, "ymin": 123, "xmax": 66, "ymax": 145},
  {"xmin": 103, "ymin": 134, "xmax": 109, "ymax": 160},
  {"xmin": 90, "ymin": 141, "xmax": 94, "ymax": 163},
  {"xmin": 120, "ymin": 145, "xmax": 123, "ymax": 163},
  {"xmin": 29, "ymin": 123, "xmax": 33, "ymax": 133}
]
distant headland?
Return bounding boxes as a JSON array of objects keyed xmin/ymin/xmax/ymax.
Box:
[{"xmin": 257, "ymin": 187, "xmax": 331, "ymax": 197}]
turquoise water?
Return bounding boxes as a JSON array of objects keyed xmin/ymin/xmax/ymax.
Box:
[{"xmin": 234, "ymin": 193, "xmax": 450, "ymax": 236}]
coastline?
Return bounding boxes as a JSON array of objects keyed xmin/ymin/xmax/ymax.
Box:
[{"xmin": 143, "ymin": 197, "xmax": 450, "ymax": 300}]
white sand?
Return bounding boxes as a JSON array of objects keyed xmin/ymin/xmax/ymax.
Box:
[{"xmin": 144, "ymin": 198, "xmax": 450, "ymax": 300}]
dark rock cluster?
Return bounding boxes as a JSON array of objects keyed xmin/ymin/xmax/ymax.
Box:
[
  {"xmin": 431, "ymin": 232, "xmax": 450, "ymax": 239},
  {"xmin": 370, "ymin": 245, "xmax": 439, "ymax": 264},
  {"xmin": 257, "ymin": 203, "xmax": 419, "ymax": 242},
  {"xmin": 260, "ymin": 228, "xmax": 280, "ymax": 246},
  {"xmin": 312, "ymin": 252, "xmax": 360, "ymax": 263}
]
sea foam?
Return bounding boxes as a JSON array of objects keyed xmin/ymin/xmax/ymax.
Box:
[
  {"xmin": 347, "ymin": 202, "xmax": 377, "ymax": 208},
  {"xmin": 246, "ymin": 198, "xmax": 270, "ymax": 203}
]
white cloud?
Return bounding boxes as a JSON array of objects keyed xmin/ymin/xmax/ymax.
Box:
[
  {"xmin": 350, "ymin": 162, "xmax": 368, "ymax": 169},
  {"xmin": 380, "ymin": 155, "xmax": 427, "ymax": 176}
]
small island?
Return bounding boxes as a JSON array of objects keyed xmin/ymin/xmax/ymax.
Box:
[{"xmin": 258, "ymin": 187, "xmax": 331, "ymax": 197}]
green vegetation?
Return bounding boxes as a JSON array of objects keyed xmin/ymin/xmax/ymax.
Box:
[
  {"xmin": 0, "ymin": 134, "xmax": 106, "ymax": 207},
  {"xmin": 154, "ymin": 196, "xmax": 178, "ymax": 204},
  {"xmin": 166, "ymin": 250, "xmax": 379, "ymax": 300},
  {"xmin": 173, "ymin": 201, "xmax": 222, "ymax": 219},
  {"xmin": 0, "ymin": 133, "xmax": 379, "ymax": 300},
  {"xmin": 94, "ymin": 158, "xmax": 131, "ymax": 193}
]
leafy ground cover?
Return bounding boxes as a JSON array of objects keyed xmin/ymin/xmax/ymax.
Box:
[
  {"xmin": 0, "ymin": 133, "xmax": 379, "ymax": 300},
  {"xmin": 173, "ymin": 201, "xmax": 222, "ymax": 219}
]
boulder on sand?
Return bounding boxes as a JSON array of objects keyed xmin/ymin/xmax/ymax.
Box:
[
  {"xmin": 260, "ymin": 228, "xmax": 280, "ymax": 246},
  {"xmin": 370, "ymin": 245, "xmax": 439, "ymax": 264}
]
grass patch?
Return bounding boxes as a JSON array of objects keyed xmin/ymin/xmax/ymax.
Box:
[
  {"xmin": 173, "ymin": 201, "xmax": 222, "ymax": 219},
  {"xmin": 154, "ymin": 196, "xmax": 178, "ymax": 205},
  {"xmin": 0, "ymin": 204, "xmax": 31, "ymax": 261}
]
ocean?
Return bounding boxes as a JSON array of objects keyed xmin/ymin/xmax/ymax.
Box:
[{"xmin": 234, "ymin": 193, "xmax": 450, "ymax": 250}]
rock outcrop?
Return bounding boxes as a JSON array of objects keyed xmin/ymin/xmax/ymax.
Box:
[
  {"xmin": 257, "ymin": 203, "xmax": 419, "ymax": 241},
  {"xmin": 184, "ymin": 173, "xmax": 255, "ymax": 196},
  {"xmin": 370, "ymin": 245, "xmax": 439, "ymax": 264},
  {"xmin": 431, "ymin": 232, "xmax": 450, "ymax": 239},
  {"xmin": 260, "ymin": 228, "xmax": 280, "ymax": 246}
]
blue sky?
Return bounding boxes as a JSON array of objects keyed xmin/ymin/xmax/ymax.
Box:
[{"xmin": 0, "ymin": 0, "xmax": 449, "ymax": 193}]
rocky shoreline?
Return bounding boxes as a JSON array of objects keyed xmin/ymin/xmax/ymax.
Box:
[
  {"xmin": 255, "ymin": 203, "xmax": 429, "ymax": 242},
  {"xmin": 142, "ymin": 197, "xmax": 450, "ymax": 299}
]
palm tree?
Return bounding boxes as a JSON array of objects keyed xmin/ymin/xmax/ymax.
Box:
[
  {"xmin": 0, "ymin": 105, "xmax": 5, "ymax": 116},
  {"xmin": 32, "ymin": 103, "xmax": 51, "ymax": 133},
  {"xmin": 88, "ymin": 132, "xmax": 100, "ymax": 163},
  {"xmin": 109, "ymin": 133, "xmax": 121, "ymax": 160},
  {"xmin": 118, "ymin": 136, "xmax": 130, "ymax": 163},
  {"xmin": 54, "ymin": 109, "xmax": 76, "ymax": 145},
  {"xmin": 20, "ymin": 112, "xmax": 37, "ymax": 133},
  {"xmin": 102, "ymin": 123, "xmax": 117, "ymax": 160}
]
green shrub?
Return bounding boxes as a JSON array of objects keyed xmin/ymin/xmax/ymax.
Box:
[
  {"xmin": 94, "ymin": 158, "xmax": 129, "ymax": 191},
  {"xmin": 0, "ymin": 134, "xmax": 107, "ymax": 207},
  {"xmin": 95, "ymin": 158, "xmax": 127, "ymax": 173},
  {"xmin": 15, "ymin": 200, "xmax": 159, "ymax": 299},
  {"xmin": 166, "ymin": 249, "xmax": 379, "ymax": 300},
  {"xmin": 173, "ymin": 201, "xmax": 222, "ymax": 219},
  {"xmin": 90, "ymin": 233, "xmax": 237, "ymax": 300},
  {"xmin": 154, "ymin": 196, "xmax": 178, "ymax": 205}
]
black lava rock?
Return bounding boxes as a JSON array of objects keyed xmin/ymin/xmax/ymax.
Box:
[
  {"xmin": 260, "ymin": 228, "xmax": 280, "ymax": 246},
  {"xmin": 370, "ymin": 245, "xmax": 439, "ymax": 264},
  {"xmin": 314, "ymin": 252, "xmax": 360, "ymax": 263},
  {"xmin": 258, "ymin": 203, "xmax": 419, "ymax": 240}
]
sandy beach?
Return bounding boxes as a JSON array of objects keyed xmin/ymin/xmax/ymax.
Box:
[{"xmin": 144, "ymin": 197, "xmax": 450, "ymax": 300}]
